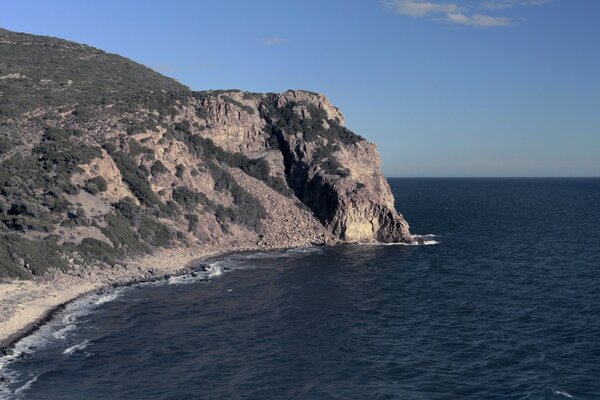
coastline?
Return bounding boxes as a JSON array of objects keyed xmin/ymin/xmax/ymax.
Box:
[{"xmin": 0, "ymin": 241, "xmax": 313, "ymax": 351}]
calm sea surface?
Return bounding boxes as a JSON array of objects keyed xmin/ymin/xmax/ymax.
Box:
[{"xmin": 1, "ymin": 178, "xmax": 599, "ymax": 399}]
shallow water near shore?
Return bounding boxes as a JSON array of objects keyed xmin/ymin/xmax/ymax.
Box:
[{"xmin": 1, "ymin": 178, "xmax": 600, "ymax": 399}]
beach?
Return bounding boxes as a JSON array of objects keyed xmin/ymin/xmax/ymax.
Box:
[{"xmin": 0, "ymin": 241, "xmax": 307, "ymax": 350}]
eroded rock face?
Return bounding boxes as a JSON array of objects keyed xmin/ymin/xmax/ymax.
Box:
[{"xmin": 193, "ymin": 90, "xmax": 414, "ymax": 244}]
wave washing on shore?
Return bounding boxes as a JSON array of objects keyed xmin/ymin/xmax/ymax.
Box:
[
  {"xmin": 0, "ymin": 248, "xmax": 329, "ymax": 399},
  {"xmin": 0, "ymin": 281, "xmax": 140, "ymax": 398},
  {"xmin": 2, "ymin": 178, "xmax": 599, "ymax": 399}
]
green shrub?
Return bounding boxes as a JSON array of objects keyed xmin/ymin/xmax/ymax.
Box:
[
  {"xmin": 34, "ymin": 128, "xmax": 102, "ymax": 176},
  {"xmin": 151, "ymin": 160, "xmax": 169, "ymax": 176},
  {"xmin": 0, "ymin": 234, "xmax": 68, "ymax": 278},
  {"xmin": 222, "ymin": 96, "xmax": 255, "ymax": 114},
  {"xmin": 76, "ymin": 238, "xmax": 119, "ymax": 265},
  {"xmin": 101, "ymin": 212, "xmax": 148, "ymax": 253},
  {"xmin": 175, "ymin": 164, "xmax": 185, "ymax": 178},
  {"xmin": 321, "ymin": 159, "xmax": 350, "ymax": 177},
  {"xmin": 172, "ymin": 132, "xmax": 292, "ymax": 197},
  {"xmin": 172, "ymin": 186, "xmax": 210, "ymax": 209},
  {"xmin": 159, "ymin": 200, "xmax": 179, "ymax": 218},
  {"xmin": 0, "ymin": 137, "xmax": 11, "ymax": 154},
  {"xmin": 185, "ymin": 213, "xmax": 198, "ymax": 232},
  {"xmin": 113, "ymin": 197, "xmax": 142, "ymax": 225},
  {"xmin": 84, "ymin": 183, "xmax": 100, "ymax": 194},
  {"xmin": 139, "ymin": 217, "xmax": 172, "ymax": 247},
  {"xmin": 85, "ymin": 176, "xmax": 108, "ymax": 193},
  {"xmin": 104, "ymin": 145, "xmax": 161, "ymax": 207}
]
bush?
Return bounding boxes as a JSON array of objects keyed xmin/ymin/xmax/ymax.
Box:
[
  {"xmin": 76, "ymin": 238, "xmax": 119, "ymax": 265},
  {"xmin": 172, "ymin": 132, "xmax": 293, "ymax": 197},
  {"xmin": 172, "ymin": 186, "xmax": 210, "ymax": 209},
  {"xmin": 222, "ymin": 96, "xmax": 255, "ymax": 114},
  {"xmin": 84, "ymin": 183, "xmax": 99, "ymax": 194},
  {"xmin": 0, "ymin": 234, "xmax": 68, "ymax": 278},
  {"xmin": 151, "ymin": 160, "xmax": 169, "ymax": 176},
  {"xmin": 139, "ymin": 217, "xmax": 172, "ymax": 247},
  {"xmin": 113, "ymin": 197, "xmax": 142, "ymax": 225},
  {"xmin": 175, "ymin": 164, "xmax": 185, "ymax": 178},
  {"xmin": 86, "ymin": 176, "xmax": 108, "ymax": 193},
  {"xmin": 100, "ymin": 212, "xmax": 147, "ymax": 253},
  {"xmin": 0, "ymin": 137, "xmax": 11, "ymax": 154},
  {"xmin": 321, "ymin": 159, "xmax": 350, "ymax": 177},
  {"xmin": 34, "ymin": 128, "xmax": 102, "ymax": 176},
  {"xmin": 185, "ymin": 213, "xmax": 198, "ymax": 232},
  {"xmin": 104, "ymin": 145, "xmax": 161, "ymax": 207}
]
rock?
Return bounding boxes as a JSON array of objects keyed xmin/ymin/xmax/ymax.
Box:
[
  {"xmin": 197, "ymin": 263, "xmax": 210, "ymax": 272},
  {"xmin": 1, "ymin": 349, "xmax": 14, "ymax": 356},
  {"xmin": 0, "ymin": 28, "xmax": 415, "ymax": 282}
]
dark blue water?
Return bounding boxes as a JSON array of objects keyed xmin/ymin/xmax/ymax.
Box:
[{"xmin": 2, "ymin": 178, "xmax": 599, "ymax": 399}]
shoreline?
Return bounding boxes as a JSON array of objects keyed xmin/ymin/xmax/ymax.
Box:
[{"xmin": 0, "ymin": 241, "xmax": 316, "ymax": 352}]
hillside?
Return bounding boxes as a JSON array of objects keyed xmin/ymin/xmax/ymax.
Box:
[{"xmin": 0, "ymin": 28, "xmax": 414, "ymax": 279}]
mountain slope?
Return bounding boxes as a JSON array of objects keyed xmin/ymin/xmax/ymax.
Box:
[{"xmin": 0, "ymin": 28, "xmax": 414, "ymax": 279}]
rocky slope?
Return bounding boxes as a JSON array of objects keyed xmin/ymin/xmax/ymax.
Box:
[{"xmin": 0, "ymin": 28, "xmax": 414, "ymax": 279}]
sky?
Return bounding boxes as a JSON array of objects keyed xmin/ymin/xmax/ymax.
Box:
[{"xmin": 1, "ymin": 0, "xmax": 599, "ymax": 177}]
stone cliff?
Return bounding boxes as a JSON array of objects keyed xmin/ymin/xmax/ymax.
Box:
[{"xmin": 0, "ymin": 28, "xmax": 414, "ymax": 279}]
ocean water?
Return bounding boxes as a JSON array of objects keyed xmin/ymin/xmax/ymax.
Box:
[{"xmin": 1, "ymin": 178, "xmax": 599, "ymax": 400}]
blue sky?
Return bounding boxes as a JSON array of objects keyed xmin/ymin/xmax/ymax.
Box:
[{"xmin": 1, "ymin": 0, "xmax": 598, "ymax": 177}]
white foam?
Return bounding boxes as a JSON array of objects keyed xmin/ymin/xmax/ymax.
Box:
[
  {"xmin": 359, "ymin": 234, "xmax": 440, "ymax": 246},
  {"xmin": 168, "ymin": 275, "xmax": 191, "ymax": 285},
  {"xmin": 207, "ymin": 264, "xmax": 223, "ymax": 277},
  {"xmin": 63, "ymin": 340, "xmax": 89, "ymax": 355},
  {"xmin": 52, "ymin": 324, "xmax": 77, "ymax": 340},
  {"xmin": 552, "ymin": 389, "xmax": 573, "ymax": 398},
  {"xmin": 167, "ymin": 273, "xmax": 207, "ymax": 285},
  {"xmin": 95, "ymin": 292, "xmax": 119, "ymax": 305},
  {"xmin": 13, "ymin": 374, "xmax": 38, "ymax": 398},
  {"xmin": 0, "ymin": 288, "xmax": 130, "ymax": 391},
  {"xmin": 413, "ymin": 234, "xmax": 440, "ymax": 245},
  {"xmin": 286, "ymin": 247, "xmax": 323, "ymax": 254},
  {"xmin": 241, "ymin": 252, "xmax": 280, "ymax": 259}
]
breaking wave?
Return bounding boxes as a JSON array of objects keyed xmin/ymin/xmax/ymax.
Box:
[{"xmin": 63, "ymin": 340, "xmax": 89, "ymax": 356}]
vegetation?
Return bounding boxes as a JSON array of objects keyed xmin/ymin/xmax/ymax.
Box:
[
  {"xmin": 0, "ymin": 28, "xmax": 188, "ymax": 120},
  {"xmin": 222, "ymin": 96, "xmax": 255, "ymax": 115},
  {"xmin": 100, "ymin": 212, "xmax": 147, "ymax": 253},
  {"xmin": 175, "ymin": 164, "xmax": 185, "ymax": 178},
  {"xmin": 85, "ymin": 176, "xmax": 108, "ymax": 194},
  {"xmin": 261, "ymin": 98, "xmax": 363, "ymax": 145},
  {"xmin": 0, "ymin": 234, "xmax": 68, "ymax": 278},
  {"xmin": 139, "ymin": 216, "xmax": 173, "ymax": 247},
  {"xmin": 76, "ymin": 238, "xmax": 119, "ymax": 265},
  {"xmin": 172, "ymin": 186, "xmax": 210, "ymax": 209},
  {"xmin": 169, "ymin": 129, "xmax": 293, "ymax": 197},
  {"xmin": 151, "ymin": 160, "xmax": 169, "ymax": 176},
  {"xmin": 103, "ymin": 144, "xmax": 162, "ymax": 207},
  {"xmin": 0, "ymin": 28, "xmax": 365, "ymax": 279},
  {"xmin": 185, "ymin": 213, "xmax": 198, "ymax": 232}
]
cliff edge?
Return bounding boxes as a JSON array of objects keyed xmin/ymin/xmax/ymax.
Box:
[{"xmin": 0, "ymin": 28, "xmax": 413, "ymax": 279}]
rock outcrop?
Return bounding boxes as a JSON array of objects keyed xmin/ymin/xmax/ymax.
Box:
[
  {"xmin": 0, "ymin": 28, "xmax": 413, "ymax": 279},
  {"xmin": 191, "ymin": 90, "xmax": 413, "ymax": 243}
]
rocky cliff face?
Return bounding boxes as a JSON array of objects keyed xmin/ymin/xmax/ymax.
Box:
[{"xmin": 0, "ymin": 28, "xmax": 413, "ymax": 279}]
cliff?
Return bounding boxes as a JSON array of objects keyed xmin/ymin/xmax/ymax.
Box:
[{"xmin": 0, "ymin": 28, "xmax": 413, "ymax": 279}]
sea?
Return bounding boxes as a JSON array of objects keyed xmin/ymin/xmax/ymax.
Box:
[{"xmin": 1, "ymin": 178, "xmax": 599, "ymax": 399}]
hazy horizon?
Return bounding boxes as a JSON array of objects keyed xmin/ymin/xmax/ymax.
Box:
[{"xmin": 1, "ymin": 0, "xmax": 598, "ymax": 177}]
